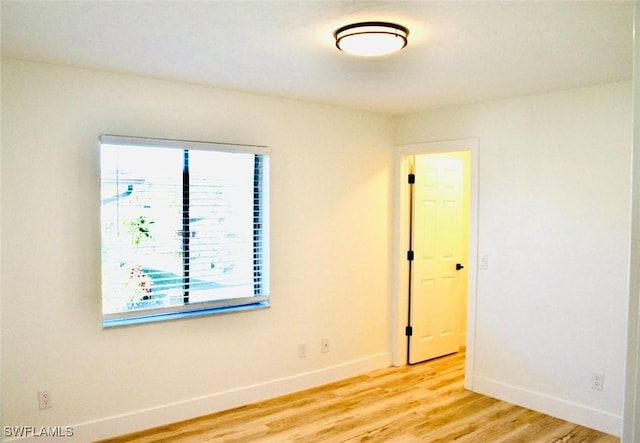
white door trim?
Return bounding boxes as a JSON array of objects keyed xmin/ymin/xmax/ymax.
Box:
[{"xmin": 392, "ymin": 138, "xmax": 479, "ymax": 391}]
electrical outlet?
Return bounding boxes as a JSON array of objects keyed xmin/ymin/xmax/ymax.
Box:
[
  {"xmin": 321, "ymin": 338, "xmax": 330, "ymax": 353},
  {"xmin": 591, "ymin": 371, "xmax": 604, "ymax": 391},
  {"xmin": 38, "ymin": 390, "xmax": 52, "ymax": 409},
  {"xmin": 298, "ymin": 343, "xmax": 308, "ymax": 358}
]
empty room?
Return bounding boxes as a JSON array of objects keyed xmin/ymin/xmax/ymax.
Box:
[{"xmin": 2, "ymin": 1, "xmax": 640, "ymax": 442}]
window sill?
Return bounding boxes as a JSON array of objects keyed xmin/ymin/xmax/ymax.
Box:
[{"xmin": 102, "ymin": 301, "xmax": 270, "ymax": 328}]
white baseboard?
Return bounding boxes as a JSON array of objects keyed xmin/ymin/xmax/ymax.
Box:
[
  {"xmin": 5, "ymin": 353, "xmax": 391, "ymax": 443},
  {"xmin": 472, "ymin": 374, "xmax": 622, "ymax": 437}
]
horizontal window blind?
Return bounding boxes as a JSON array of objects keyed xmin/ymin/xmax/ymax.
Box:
[{"xmin": 99, "ymin": 135, "xmax": 270, "ymax": 326}]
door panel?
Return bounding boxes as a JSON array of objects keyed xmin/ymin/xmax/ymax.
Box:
[{"xmin": 409, "ymin": 153, "xmax": 466, "ymax": 364}]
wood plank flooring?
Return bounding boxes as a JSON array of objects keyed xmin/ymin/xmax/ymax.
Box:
[{"xmin": 98, "ymin": 352, "xmax": 619, "ymax": 442}]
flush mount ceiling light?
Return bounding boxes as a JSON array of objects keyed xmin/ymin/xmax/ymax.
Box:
[{"xmin": 334, "ymin": 21, "xmax": 409, "ymax": 57}]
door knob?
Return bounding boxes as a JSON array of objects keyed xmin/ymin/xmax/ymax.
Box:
[{"xmin": 456, "ymin": 263, "xmax": 464, "ymax": 270}]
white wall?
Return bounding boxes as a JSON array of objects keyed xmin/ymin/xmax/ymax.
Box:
[
  {"xmin": 2, "ymin": 56, "xmax": 634, "ymax": 440},
  {"xmin": 395, "ymin": 82, "xmax": 632, "ymax": 436},
  {"xmin": 0, "ymin": 58, "xmax": 393, "ymax": 441},
  {"xmin": 623, "ymin": 3, "xmax": 640, "ymax": 441},
  {"xmin": 0, "ymin": 56, "xmax": 4, "ymax": 436}
]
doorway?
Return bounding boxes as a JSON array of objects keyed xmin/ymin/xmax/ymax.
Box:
[
  {"xmin": 407, "ymin": 151, "xmax": 470, "ymax": 364},
  {"xmin": 392, "ymin": 139, "xmax": 479, "ymax": 390}
]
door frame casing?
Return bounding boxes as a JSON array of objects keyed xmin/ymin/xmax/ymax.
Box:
[{"xmin": 391, "ymin": 138, "xmax": 479, "ymax": 391}]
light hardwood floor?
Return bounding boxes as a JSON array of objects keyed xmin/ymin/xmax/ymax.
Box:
[{"xmin": 98, "ymin": 352, "xmax": 619, "ymax": 442}]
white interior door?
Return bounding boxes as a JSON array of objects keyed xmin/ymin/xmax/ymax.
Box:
[{"xmin": 408, "ymin": 152, "xmax": 467, "ymax": 364}]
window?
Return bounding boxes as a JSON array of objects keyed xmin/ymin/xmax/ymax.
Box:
[{"xmin": 99, "ymin": 135, "xmax": 270, "ymax": 327}]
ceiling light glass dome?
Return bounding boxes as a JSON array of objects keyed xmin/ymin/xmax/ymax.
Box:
[{"xmin": 334, "ymin": 22, "xmax": 409, "ymax": 57}]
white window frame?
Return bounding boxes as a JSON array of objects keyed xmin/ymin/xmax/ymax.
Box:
[{"xmin": 99, "ymin": 135, "xmax": 270, "ymax": 327}]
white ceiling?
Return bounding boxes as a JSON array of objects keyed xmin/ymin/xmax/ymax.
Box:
[{"xmin": 1, "ymin": 1, "xmax": 634, "ymax": 115}]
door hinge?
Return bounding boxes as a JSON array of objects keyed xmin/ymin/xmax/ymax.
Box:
[
  {"xmin": 408, "ymin": 173, "xmax": 415, "ymax": 184},
  {"xmin": 405, "ymin": 326, "xmax": 413, "ymax": 336},
  {"xmin": 407, "ymin": 250, "xmax": 414, "ymax": 261}
]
